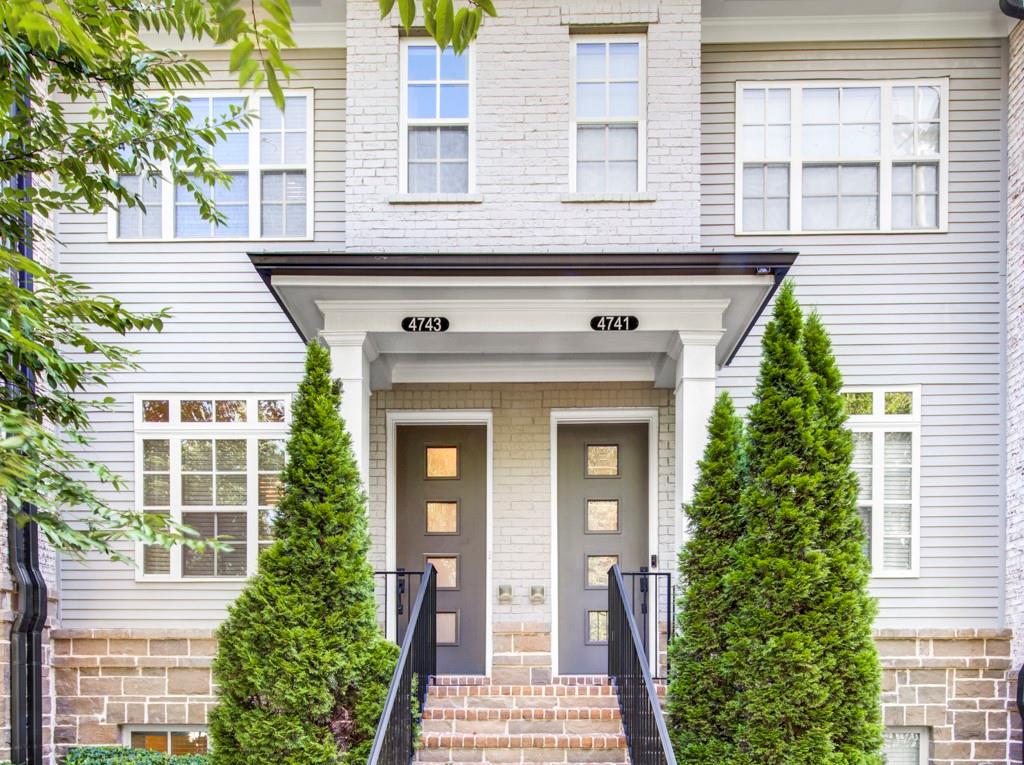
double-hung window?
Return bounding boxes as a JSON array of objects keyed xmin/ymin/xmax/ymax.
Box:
[
  {"xmin": 113, "ymin": 92, "xmax": 313, "ymax": 240},
  {"xmin": 401, "ymin": 41, "xmax": 473, "ymax": 194},
  {"xmin": 736, "ymin": 80, "xmax": 947, "ymax": 233},
  {"xmin": 135, "ymin": 395, "xmax": 289, "ymax": 580},
  {"xmin": 571, "ymin": 36, "xmax": 646, "ymax": 194},
  {"xmin": 843, "ymin": 387, "xmax": 921, "ymax": 577}
]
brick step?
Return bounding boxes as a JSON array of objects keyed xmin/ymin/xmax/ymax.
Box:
[
  {"xmin": 415, "ymin": 755, "xmax": 625, "ymax": 765},
  {"xmin": 422, "ymin": 719, "xmax": 623, "ymax": 736},
  {"xmin": 423, "ymin": 706, "xmax": 620, "ymax": 721},
  {"xmin": 428, "ymin": 684, "xmax": 616, "ymax": 698},
  {"xmin": 418, "ymin": 733, "xmax": 627, "ymax": 750},
  {"xmin": 426, "ymin": 692, "xmax": 620, "ymax": 709}
]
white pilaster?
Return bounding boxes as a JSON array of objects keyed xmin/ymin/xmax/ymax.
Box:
[
  {"xmin": 320, "ymin": 331, "xmax": 378, "ymax": 487},
  {"xmin": 671, "ymin": 332, "xmax": 720, "ymax": 557}
]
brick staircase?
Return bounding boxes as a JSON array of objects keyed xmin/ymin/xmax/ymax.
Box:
[{"xmin": 416, "ymin": 675, "xmax": 628, "ymax": 764}]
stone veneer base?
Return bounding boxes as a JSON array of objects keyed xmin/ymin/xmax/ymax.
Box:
[{"xmin": 51, "ymin": 627, "xmax": 1019, "ymax": 764}]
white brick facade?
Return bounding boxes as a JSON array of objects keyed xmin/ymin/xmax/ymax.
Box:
[{"xmin": 343, "ymin": 0, "xmax": 701, "ymax": 251}]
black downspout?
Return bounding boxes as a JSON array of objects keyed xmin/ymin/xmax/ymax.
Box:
[{"xmin": 7, "ymin": 90, "xmax": 46, "ymax": 765}]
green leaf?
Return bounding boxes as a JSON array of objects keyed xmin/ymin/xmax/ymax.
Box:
[
  {"xmin": 434, "ymin": 0, "xmax": 453, "ymax": 49},
  {"xmin": 452, "ymin": 7, "xmax": 468, "ymax": 52},
  {"xmin": 398, "ymin": 0, "xmax": 416, "ymax": 30},
  {"xmin": 379, "ymin": 0, "xmax": 396, "ymax": 18},
  {"xmin": 475, "ymin": 0, "xmax": 498, "ymax": 17}
]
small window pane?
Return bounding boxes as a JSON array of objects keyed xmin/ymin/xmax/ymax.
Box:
[
  {"xmin": 576, "ymin": 83, "xmax": 606, "ymax": 119},
  {"xmin": 170, "ymin": 732, "xmax": 209, "ymax": 755},
  {"xmin": 258, "ymin": 399, "xmax": 286, "ymax": 422},
  {"xmin": 409, "ymin": 163, "xmax": 438, "ymax": 194},
  {"xmin": 608, "ymin": 161, "xmax": 637, "ymax": 191},
  {"xmin": 608, "ymin": 43, "xmax": 639, "ymax": 79},
  {"xmin": 883, "ymin": 729, "xmax": 924, "ymax": 764},
  {"xmin": 427, "ymin": 556, "xmax": 458, "ymax": 589},
  {"xmin": 143, "ymin": 440, "xmax": 170, "ymax": 471},
  {"xmin": 857, "ymin": 507, "xmax": 872, "ymax": 559},
  {"xmin": 608, "ymin": 126, "xmax": 637, "ymax": 159},
  {"xmin": 577, "ymin": 161, "xmax": 605, "ymax": 193},
  {"xmin": 181, "ymin": 440, "xmax": 213, "ymax": 471},
  {"xmin": 743, "ymin": 89, "xmax": 765, "ymax": 124},
  {"xmin": 883, "ymin": 535, "xmax": 912, "ymax": 570},
  {"xmin": 586, "ymin": 555, "xmax": 618, "ymax": 588},
  {"xmin": 426, "ymin": 446, "xmax": 459, "ymax": 478},
  {"xmin": 608, "ymin": 83, "xmax": 639, "ymax": 118},
  {"xmin": 408, "ymin": 85, "xmax": 437, "ymax": 119},
  {"xmin": 142, "ymin": 400, "xmax": 170, "ymax": 423},
  {"xmin": 143, "ymin": 543, "xmax": 171, "ymax": 576},
  {"xmin": 440, "ymin": 47, "xmax": 468, "ymax": 80},
  {"xmin": 885, "ymin": 432, "xmax": 913, "ymax": 465},
  {"xmin": 258, "ymin": 439, "xmax": 286, "ymax": 471},
  {"xmin": 586, "ymin": 500, "xmax": 619, "ymax": 533},
  {"xmin": 216, "ymin": 474, "xmax": 247, "ymax": 506},
  {"xmin": 437, "ymin": 612, "xmax": 458, "ymax": 645},
  {"xmin": 915, "ymin": 123, "xmax": 939, "ymax": 155},
  {"xmin": 143, "ymin": 474, "xmax": 171, "ymax": 507},
  {"xmin": 440, "ymin": 162, "xmax": 469, "ymax": 193},
  {"xmin": 587, "ymin": 611, "xmax": 609, "ymax": 644},
  {"xmin": 803, "ymin": 196, "xmax": 838, "ymax": 231},
  {"xmin": 839, "ymin": 195, "xmax": 878, "ymax": 230},
  {"xmin": 843, "ymin": 392, "xmax": 873, "ymax": 415},
  {"xmin": 181, "ymin": 400, "xmax": 213, "ymax": 423},
  {"xmin": 216, "ymin": 440, "xmax": 247, "ymax": 471},
  {"xmin": 586, "ymin": 445, "xmax": 618, "ymax": 477},
  {"xmin": 440, "ymin": 127, "xmax": 469, "ymax": 159},
  {"xmin": 258, "ymin": 474, "xmax": 283, "ymax": 507},
  {"xmin": 132, "ymin": 733, "xmax": 169, "ymax": 752},
  {"xmin": 851, "ymin": 432, "xmax": 873, "ymax": 502},
  {"xmin": 885, "ymin": 391, "xmax": 913, "ymax": 415},
  {"xmin": 259, "ymin": 507, "xmax": 278, "ymax": 541},
  {"xmin": 408, "ymin": 46, "xmax": 437, "ymax": 80},
  {"xmin": 918, "ymin": 87, "xmax": 941, "ymax": 120},
  {"xmin": 215, "ymin": 400, "xmax": 247, "ymax": 423},
  {"xmin": 841, "ymin": 87, "xmax": 880, "ymax": 122},
  {"xmin": 426, "ymin": 501, "xmax": 458, "ymax": 534},
  {"xmin": 576, "ymin": 43, "xmax": 606, "ymax": 80},
  {"xmin": 892, "ymin": 88, "xmax": 915, "ymax": 122},
  {"xmin": 439, "ymin": 84, "xmax": 469, "ymax": 119},
  {"xmin": 409, "ymin": 127, "xmax": 438, "ymax": 161},
  {"xmin": 182, "ymin": 475, "xmax": 213, "ymax": 506},
  {"xmin": 803, "ymin": 88, "xmax": 839, "ymax": 123}
]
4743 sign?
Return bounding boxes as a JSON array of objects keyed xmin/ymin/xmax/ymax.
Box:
[{"xmin": 401, "ymin": 316, "xmax": 450, "ymax": 332}]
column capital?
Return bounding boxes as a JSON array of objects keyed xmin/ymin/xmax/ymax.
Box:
[
  {"xmin": 666, "ymin": 330, "xmax": 724, "ymax": 359},
  {"xmin": 318, "ymin": 330, "xmax": 380, "ymax": 363}
]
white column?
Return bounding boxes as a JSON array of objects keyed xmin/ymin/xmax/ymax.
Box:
[
  {"xmin": 672, "ymin": 333, "xmax": 720, "ymax": 554},
  {"xmin": 321, "ymin": 331, "xmax": 378, "ymax": 488}
]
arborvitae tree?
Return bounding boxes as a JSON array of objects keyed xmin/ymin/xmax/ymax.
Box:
[
  {"xmin": 725, "ymin": 281, "xmax": 836, "ymax": 764},
  {"xmin": 210, "ymin": 342, "xmax": 396, "ymax": 765},
  {"xmin": 802, "ymin": 312, "xmax": 883, "ymax": 764},
  {"xmin": 666, "ymin": 392, "xmax": 746, "ymax": 764}
]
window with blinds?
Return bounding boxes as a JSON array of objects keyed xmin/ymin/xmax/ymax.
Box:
[
  {"xmin": 882, "ymin": 727, "xmax": 927, "ymax": 764},
  {"xmin": 843, "ymin": 387, "xmax": 920, "ymax": 577},
  {"xmin": 135, "ymin": 395, "xmax": 289, "ymax": 580}
]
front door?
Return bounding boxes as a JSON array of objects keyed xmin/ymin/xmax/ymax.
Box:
[
  {"xmin": 557, "ymin": 422, "xmax": 648, "ymax": 675},
  {"xmin": 396, "ymin": 424, "xmax": 487, "ymax": 675}
]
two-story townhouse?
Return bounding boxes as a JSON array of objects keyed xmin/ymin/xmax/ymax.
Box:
[{"xmin": 9, "ymin": 0, "xmax": 1021, "ymax": 763}]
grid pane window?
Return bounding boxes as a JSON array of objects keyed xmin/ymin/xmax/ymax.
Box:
[
  {"xmin": 135, "ymin": 396, "xmax": 288, "ymax": 579},
  {"xmin": 117, "ymin": 175, "xmax": 163, "ymax": 238},
  {"xmin": 120, "ymin": 93, "xmax": 310, "ymax": 240},
  {"xmin": 846, "ymin": 388, "xmax": 919, "ymax": 576},
  {"xmin": 131, "ymin": 730, "xmax": 208, "ymax": 755},
  {"xmin": 404, "ymin": 44, "xmax": 471, "ymax": 194},
  {"xmin": 573, "ymin": 39, "xmax": 643, "ymax": 193},
  {"xmin": 736, "ymin": 81, "xmax": 944, "ymax": 233}
]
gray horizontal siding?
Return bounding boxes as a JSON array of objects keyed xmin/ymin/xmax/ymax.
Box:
[
  {"xmin": 703, "ymin": 39, "xmax": 1007, "ymax": 628},
  {"xmin": 57, "ymin": 48, "xmax": 346, "ymax": 629}
]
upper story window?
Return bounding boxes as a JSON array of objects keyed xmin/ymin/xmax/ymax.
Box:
[
  {"xmin": 135, "ymin": 395, "xmax": 289, "ymax": 581},
  {"xmin": 736, "ymin": 80, "xmax": 947, "ymax": 234},
  {"xmin": 843, "ymin": 387, "xmax": 920, "ymax": 577},
  {"xmin": 401, "ymin": 42, "xmax": 473, "ymax": 194},
  {"xmin": 571, "ymin": 36, "xmax": 646, "ymax": 194},
  {"xmin": 113, "ymin": 92, "xmax": 313, "ymax": 241}
]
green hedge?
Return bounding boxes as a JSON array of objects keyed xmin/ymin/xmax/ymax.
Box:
[{"xmin": 65, "ymin": 748, "xmax": 209, "ymax": 765}]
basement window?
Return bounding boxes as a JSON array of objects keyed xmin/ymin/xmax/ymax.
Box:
[
  {"xmin": 883, "ymin": 727, "xmax": 927, "ymax": 764},
  {"xmin": 126, "ymin": 727, "xmax": 208, "ymax": 755}
]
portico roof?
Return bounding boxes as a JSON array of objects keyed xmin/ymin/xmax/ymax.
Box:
[{"xmin": 248, "ymin": 250, "xmax": 797, "ymax": 385}]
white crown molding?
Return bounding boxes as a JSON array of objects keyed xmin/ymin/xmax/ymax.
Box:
[
  {"xmin": 702, "ymin": 12, "xmax": 1015, "ymax": 44},
  {"xmin": 138, "ymin": 22, "xmax": 345, "ymax": 52}
]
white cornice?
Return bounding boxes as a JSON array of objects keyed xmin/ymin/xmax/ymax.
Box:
[
  {"xmin": 138, "ymin": 22, "xmax": 345, "ymax": 52},
  {"xmin": 702, "ymin": 12, "xmax": 1015, "ymax": 44}
]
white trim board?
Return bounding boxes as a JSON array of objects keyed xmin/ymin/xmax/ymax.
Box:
[
  {"xmin": 548, "ymin": 407, "xmax": 659, "ymax": 678},
  {"xmin": 702, "ymin": 12, "xmax": 1015, "ymax": 44},
  {"xmin": 384, "ymin": 410, "xmax": 494, "ymax": 677}
]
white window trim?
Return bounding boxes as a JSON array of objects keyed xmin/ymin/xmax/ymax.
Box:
[
  {"xmin": 108, "ymin": 89, "xmax": 315, "ymax": 243},
  {"xmin": 734, "ymin": 79, "xmax": 949, "ymax": 235},
  {"xmin": 398, "ymin": 39, "xmax": 476, "ymax": 196},
  {"xmin": 569, "ymin": 34, "xmax": 648, "ymax": 194},
  {"xmin": 133, "ymin": 394, "xmax": 290, "ymax": 583},
  {"xmin": 883, "ymin": 726, "xmax": 929, "ymax": 765},
  {"xmin": 845, "ymin": 385, "xmax": 922, "ymax": 579}
]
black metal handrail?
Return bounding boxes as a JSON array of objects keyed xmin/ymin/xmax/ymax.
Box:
[
  {"xmin": 368, "ymin": 563, "xmax": 437, "ymax": 765},
  {"xmin": 620, "ymin": 569, "xmax": 675, "ymax": 681},
  {"xmin": 608, "ymin": 565, "xmax": 677, "ymax": 765}
]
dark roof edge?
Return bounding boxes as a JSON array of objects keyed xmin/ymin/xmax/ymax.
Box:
[
  {"xmin": 248, "ymin": 250, "xmax": 798, "ymax": 365},
  {"xmin": 248, "ymin": 250, "xmax": 798, "ymax": 277}
]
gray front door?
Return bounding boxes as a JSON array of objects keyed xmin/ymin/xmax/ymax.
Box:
[
  {"xmin": 557, "ymin": 422, "xmax": 648, "ymax": 675},
  {"xmin": 396, "ymin": 424, "xmax": 487, "ymax": 675}
]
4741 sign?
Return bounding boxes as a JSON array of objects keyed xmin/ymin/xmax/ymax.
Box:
[{"xmin": 590, "ymin": 315, "xmax": 639, "ymax": 332}]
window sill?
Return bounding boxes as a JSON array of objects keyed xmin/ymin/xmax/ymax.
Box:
[
  {"xmin": 561, "ymin": 192, "xmax": 656, "ymax": 203},
  {"xmin": 734, "ymin": 228, "xmax": 947, "ymax": 236},
  {"xmin": 388, "ymin": 193, "xmax": 483, "ymax": 205}
]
